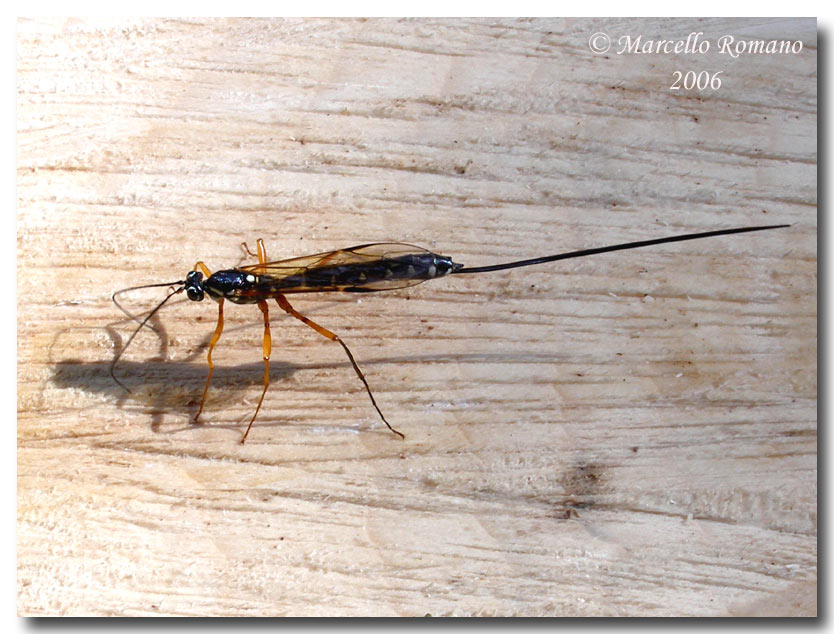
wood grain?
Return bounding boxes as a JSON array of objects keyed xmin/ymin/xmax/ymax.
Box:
[{"xmin": 17, "ymin": 17, "xmax": 816, "ymax": 616}]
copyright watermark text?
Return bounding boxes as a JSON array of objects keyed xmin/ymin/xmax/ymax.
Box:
[
  {"xmin": 588, "ymin": 31, "xmax": 804, "ymax": 92},
  {"xmin": 588, "ymin": 31, "xmax": 803, "ymax": 58}
]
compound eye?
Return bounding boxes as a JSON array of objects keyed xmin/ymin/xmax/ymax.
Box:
[{"xmin": 186, "ymin": 287, "xmax": 204, "ymax": 301}]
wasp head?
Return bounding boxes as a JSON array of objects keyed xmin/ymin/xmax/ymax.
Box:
[{"xmin": 184, "ymin": 270, "xmax": 205, "ymax": 301}]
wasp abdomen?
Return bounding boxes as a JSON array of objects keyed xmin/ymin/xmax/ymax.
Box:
[{"xmin": 270, "ymin": 253, "xmax": 461, "ymax": 293}]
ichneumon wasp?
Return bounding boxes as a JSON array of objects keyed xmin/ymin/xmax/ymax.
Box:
[{"xmin": 111, "ymin": 224, "xmax": 788, "ymax": 443}]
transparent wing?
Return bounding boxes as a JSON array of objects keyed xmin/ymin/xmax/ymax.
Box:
[
  {"xmin": 240, "ymin": 243, "xmax": 438, "ymax": 293},
  {"xmin": 240, "ymin": 243, "xmax": 427, "ymax": 273}
]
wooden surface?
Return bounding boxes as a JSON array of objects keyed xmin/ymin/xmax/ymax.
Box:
[{"xmin": 17, "ymin": 17, "xmax": 816, "ymax": 616}]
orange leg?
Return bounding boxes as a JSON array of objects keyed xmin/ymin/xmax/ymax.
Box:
[
  {"xmin": 194, "ymin": 298, "xmax": 225, "ymax": 423},
  {"xmin": 240, "ymin": 300, "xmax": 272, "ymax": 444},
  {"xmin": 193, "ymin": 261, "xmax": 212, "ymax": 277},
  {"xmin": 242, "ymin": 239, "xmax": 269, "ymax": 274},
  {"xmin": 255, "ymin": 239, "xmax": 268, "ymax": 274},
  {"xmin": 275, "ymin": 294, "xmax": 404, "ymax": 439}
]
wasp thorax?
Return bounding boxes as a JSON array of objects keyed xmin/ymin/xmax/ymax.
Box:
[{"xmin": 200, "ymin": 269, "xmax": 262, "ymax": 304}]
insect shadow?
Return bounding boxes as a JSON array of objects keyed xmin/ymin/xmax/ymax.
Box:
[
  {"xmin": 50, "ymin": 308, "xmax": 553, "ymax": 438},
  {"xmin": 48, "ymin": 304, "xmax": 307, "ymax": 435},
  {"xmin": 51, "ymin": 358, "xmax": 299, "ymax": 435}
]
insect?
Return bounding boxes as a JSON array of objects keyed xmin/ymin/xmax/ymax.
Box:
[{"xmin": 111, "ymin": 224, "xmax": 787, "ymax": 443}]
